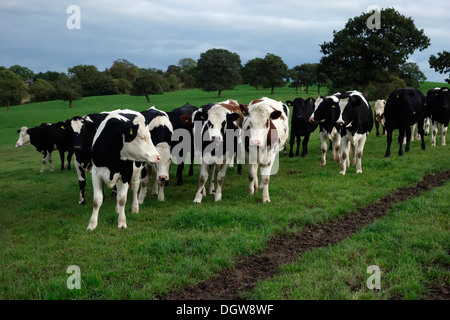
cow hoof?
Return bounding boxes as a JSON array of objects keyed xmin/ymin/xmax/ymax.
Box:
[
  {"xmin": 262, "ymin": 198, "xmax": 271, "ymax": 203},
  {"xmin": 320, "ymin": 161, "xmax": 326, "ymax": 166},
  {"xmin": 339, "ymin": 171, "xmax": 346, "ymax": 175},
  {"xmin": 193, "ymin": 197, "xmax": 202, "ymax": 204},
  {"xmin": 118, "ymin": 222, "xmax": 127, "ymax": 229},
  {"xmin": 214, "ymin": 194, "xmax": 222, "ymax": 202},
  {"xmin": 356, "ymin": 170, "xmax": 362, "ymax": 174},
  {"xmin": 87, "ymin": 222, "xmax": 97, "ymax": 231}
]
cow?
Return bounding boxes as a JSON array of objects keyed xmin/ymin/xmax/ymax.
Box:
[
  {"xmin": 16, "ymin": 122, "xmax": 74, "ymax": 172},
  {"xmin": 86, "ymin": 109, "xmax": 161, "ymax": 230},
  {"xmin": 426, "ymin": 87, "xmax": 449, "ymax": 146},
  {"xmin": 336, "ymin": 91, "xmax": 373, "ymax": 175},
  {"xmin": 309, "ymin": 93, "xmax": 342, "ymax": 165},
  {"xmin": 240, "ymin": 97, "xmax": 289, "ymax": 203},
  {"xmin": 71, "ymin": 112, "xmax": 110, "ymax": 205},
  {"xmin": 166, "ymin": 103, "xmax": 199, "ymax": 186},
  {"xmin": 374, "ymin": 99, "xmax": 387, "ymax": 136},
  {"xmin": 285, "ymin": 97, "xmax": 318, "ymax": 157},
  {"xmin": 384, "ymin": 88, "xmax": 426, "ymax": 157},
  {"xmin": 192, "ymin": 99, "xmax": 243, "ymax": 203},
  {"xmin": 138, "ymin": 106, "xmax": 173, "ymax": 202}
]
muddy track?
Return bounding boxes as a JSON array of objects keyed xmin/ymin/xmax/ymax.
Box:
[{"xmin": 169, "ymin": 170, "xmax": 450, "ymax": 300}]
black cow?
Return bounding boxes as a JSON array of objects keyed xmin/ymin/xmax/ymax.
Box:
[
  {"xmin": 16, "ymin": 122, "xmax": 74, "ymax": 172},
  {"xmin": 286, "ymin": 97, "xmax": 318, "ymax": 157},
  {"xmin": 309, "ymin": 93, "xmax": 342, "ymax": 165},
  {"xmin": 384, "ymin": 88, "xmax": 426, "ymax": 157},
  {"xmin": 425, "ymin": 87, "xmax": 449, "ymax": 147},
  {"xmin": 336, "ymin": 91, "xmax": 373, "ymax": 175},
  {"xmin": 166, "ymin": 103, "xmax": 199, "ymax": 185}
]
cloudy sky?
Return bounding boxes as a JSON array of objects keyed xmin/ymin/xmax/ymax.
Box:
[{"xmin": 1, "ymin": 0, "xmax": 448, "ymax": 82}]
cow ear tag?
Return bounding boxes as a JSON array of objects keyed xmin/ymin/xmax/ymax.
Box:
[
  {"xmin": 61, "ymin": 125, "xmax": 65, "ymax": 129},
  {"xmin": 201, "ymin": 116, "xmax": 205, "ymax": 120},
  {"xmin": 130, "ymin": 128, "xmax": 133, "ymax": 135},
  {"xmin": 396, "ymin": 94, "xmax": 399, "ymax": 99}
]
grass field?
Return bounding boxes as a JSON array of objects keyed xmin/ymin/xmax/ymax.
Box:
[{"xmin": 0, "ymin": 83, "xmax": 449, "ymax": 299}]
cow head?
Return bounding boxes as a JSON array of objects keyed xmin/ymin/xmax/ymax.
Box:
[
  {"xmin": 201, "ymin": 105, "xmax": 240, "ymax": 143},
  {"xmin": 15, "ymin": 126, "xmax": 30, "ymax": 147},
  {"xmin": 118, "ymin": 113, "xmax": 161, "ymax": 164},
  {"xmin": 153, "ymin": 142, "xmax": 171, "ymax": 182},
  {"xmin": 309, "ymin": 95, "xmax": 340, "ymax": 124},
  {"xmin": 427, "ymin": 87, "xmax": 450, "ymax": 110},
  {"xmin": 374, "ymin": 99, "xmax": 386, "ymax": 125},
  {"xmin": 65, "ymin": 116, "xmax": 84, "ymax": 151},
  {"xmin": 243, "ymin": 103, "xmax": 281, "ymax": 148}
]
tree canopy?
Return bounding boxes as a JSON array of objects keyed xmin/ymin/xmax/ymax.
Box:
[
  {"xmin": 0, "ymin": 69, "xmax": 28, "ymax": 110},
  {"xmin": 429, "ymin": 50, "xmax": 450, "ymax": 84},
  {"xmin": 320, "ymin": 8, "xmax": 430, "ymax": 96}
]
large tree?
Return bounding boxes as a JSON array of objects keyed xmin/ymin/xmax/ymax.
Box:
[
  {"xmin": 130, "ymin": 69, "xmax": 164, "ymax": 103},
  {"xmin": 289, "ymin": 63, "xmax": 318, "ymax": 94},
  {"xmin": 320, "ymin": 8, "xmax": 430, "ymax": 96},
  {"xmin": 0, "ymin": 69, "xmax": 28, "ymax": 110},
  {"xmin": 242, "ymin": 58, "xmax": 265, "ymax": 90},
  {"xmin": 53, "ymin": 73, "xmax": 82, "ymax": 108},
  {"xmin": 398, "ymin": 62, "xmax": 426, "ymax": 88},
  {"xmin": 429, "ymin": 51, "xmax": 450, "ymax": 84},
  {"xmin": 29, "ymin": 79, "xmax": 55, "ymax": 102},
  {"xmin": 195, "ymin": 48, "xmax": 242, "ymax": 97},
  {"xmin": 261, "ymin": 53, "xmax": 288, "ymax": 94}
]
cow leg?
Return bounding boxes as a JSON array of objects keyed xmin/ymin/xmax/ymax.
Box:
[
  {"xmin": 442, "ymin": 125, "xmax": 447, "ymax": 146},
  {"xmin": 289, "ymin": 133, "xmax": 295, "ymax": 157},
  {"xmin": 115, "ymin": 180, "xmax": 129, "ymax": 229},
  {"xmin": 431, "ymin": 121, "xmax": 437, "ymax": 147},
  {"xmin": 215, "ymin": 163, "xmax": 229, "ymax": 202},
  {"xmin": 66, "ymin": 150, "xmax": 73, "ymax": 170},
  {"xmin": 351, "ymin": 142, "xmax": 356, "ymax": 166},
  {"xmin": 58, "ymin": 150, "xmax": 65, "ymax": 170},
  {"xmin": 301, "ymin": 133, "xmax": 310, "ymax": 157},
  {"xmin": 151, "ymin": 166, "xmax": 158, "ymax": 196},
  {"xmin": 260, "ymin": 155, "xmax": 275, "ymax": 203},
  {"xmin": 355, "ymin": 135, "xmax": 367, "ymax": 173},
  {"xmin": 247, "ymin": 162, "xmax": 259, "ymax": 195},
  {"xmin": 319, "ymin": 131, "xmax": 328, "ymax": 166},
  {"xmin": 138, "ymin": 165, "xmax": 150, "ymax": 204},
  {"xmin": 130, "ymin": 165, "xmax": 142, "ymax": 214},
  {"xmin": 418, "ymin": 118, "xmax": 426, "ymax": 150},
  {"xmin": 332, "ymin": 134, "xmax": 341, "ymax": 163},
  {"xmin": 87, "ymin": 173, "xmax": 104, "ymax": 230},
  {"xmin": 41, "ymin": 151, "xmax": 49, "ymax": 173},
  {"xmin": 193, "ymin": 163, "xmax": 209, "ymax": 203},
  {"xmin": 75, "ymin": 159, "xmax": 86, "ymax": 205},
  {"xmin": 207, "ymin": 164, "xmax": 216, "ymax": 195},
  {"xmin": 295, "ymin": 135, "xmax": 301, "ymax": 156},
  {"xmin": 385, "ymin": 130, "xmax": 393, "ymax": 157},
  {"xmin": 398, "ymin": 128, "xmax": 405, "ymax": 156},
  {"xmin": 405, "ymin": 126, "xmax": 412, "ymax": 153},
  {"xmin": 375, "ymin": 119, "xmax": 380, "ymax": 136},
  {"xmin": 339, "ymin": 137, "xmax": 350, "ymax": 175}
]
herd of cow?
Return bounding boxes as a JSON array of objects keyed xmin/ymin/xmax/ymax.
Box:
[{"xmin": 15, "ymin": 87, "xmax": 449, "ymax": 230}]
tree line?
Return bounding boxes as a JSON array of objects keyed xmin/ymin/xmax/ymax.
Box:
[{"xmin": 1, "ymin": 8, "xmax": 449, "ymax": 110}]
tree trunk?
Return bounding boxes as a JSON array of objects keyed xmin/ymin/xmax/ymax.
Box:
[
  {"xmin": 145, "ymin": 95, "xmax": 150, "ymax": 103},
  {"xmin": 218, "ymin": 89, "xmax": 222, "ymax": 98},
  {"xmin": 306, "ymin": 86, "xmax": 309, "ymax": 94},
  {"xmin": 296, "ymin": 86, "xmax": 298, "ymax": 94},
  {"xmin": 271, "ymin": 86, "xmax": 275, "ymax": 94},
  {"xmin": 7, "ymin": 101, "xmax": 10, "ymax": 111},
  {"xmin": 69, "ymin": 99, "xmax": 73, "ymax": 108}
]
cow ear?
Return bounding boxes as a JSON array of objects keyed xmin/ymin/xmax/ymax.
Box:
[
  {"xmin": 227, "ymin": 112, "xmax": 240, "ymax": 122},
  {"xmin": 239, "ymin": 103, "xmax": 249, "ymax": 116},
  {"xmin": 17, "ymin": 129, "xmax": 20, "ymax": 134},
  {"xmin": 180, "ymin": 115, "xmax": 192, "ymax": 124},
  {"xmin": 195, "ymin": 111, "xmax": 207, "ymax": 121},
  {"xmin": 124, "ymin": 123, "xmax": 139, "ymax": 142},
  {"xmin": 286, "ymin": 100, "xmax": 292, "ymax": 106},
  {"xmin": 270, "ymin": 110, "xmax": 282, "ymax": 120}
]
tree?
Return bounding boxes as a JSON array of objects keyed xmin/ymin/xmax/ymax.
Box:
[
  {"xmin": 242, "ymin": 58, "xmax": 265, "ymax": 90},
  {"xmin": 34, "ymin": 71, "xmax": 61, "ymax": 83},
  {"xmin": 9, "ymin": 65, "xmax": 34, "ymax": 81},
  {"xmin": 29, "ymin": 79, "xmax": 55, "ymax": 102},
  {"xmin": 53, "ymin": 74, "xmax": 82, "ymax": 108},
  {"xmin": 289, "ymin": 63, "xmax": 318, "ymax": 94},
  {"xmin": 130, "ymin": 70, "xmax": 164, "ymax": 103},
  {"xmin": 429, "ymin": 51, "xmax": 450, "ymax": 84},
  {"xmin": 320, "ymin": 8, "xmax": 430, "ymax": 96},
  {"xmin": 196, "ymin": 48, "xmax": 242, "ymax": 97},
  {"xmin": 67, "ymin": 64, "xmax": 102, "ymax": 96},
  {"xmin": 0, "ymin": 69, "xmax": 28, "ymax": 110},
  {"xmin": 261, "ymin": 53, "xmax": 288, "ymax": 94},
  {"xmin": 398, "ymin": 62, "xmax": 426, "ymax": 88},
  {"xmin": 106, "ymin": 59, "xmax": 138, "ymax": 83}
]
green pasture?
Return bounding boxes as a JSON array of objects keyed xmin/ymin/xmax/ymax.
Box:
[{"xmin": 0, "ymin": 83, "xmax": 448, "ymax": 299}]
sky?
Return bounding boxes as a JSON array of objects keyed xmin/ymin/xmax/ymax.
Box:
[{"xmin": 0, "ymin": 0, "xmax": 449, "ymax": 82}]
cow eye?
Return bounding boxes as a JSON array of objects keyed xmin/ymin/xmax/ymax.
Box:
[{"xmin": 265, "ymin": 120, "xmax": 269, "ymax": 128}]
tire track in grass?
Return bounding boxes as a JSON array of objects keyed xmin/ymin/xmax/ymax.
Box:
[{"xmin": 168, "ymin": 170, "xmax": 450, "ymax": 300}]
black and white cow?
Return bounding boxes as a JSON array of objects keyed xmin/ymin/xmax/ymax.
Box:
[
  {"xmin": 16, "ymin": 122, "xmax": 74, "ymax": 172},
  {"xmin": 285, "ymin": 97, "xmax": 318, "ymax": 157},
  {"xmin": 192, "ymin": 100, "xmax": 243, "ymax": 203},
  {"xmin": 426, "ymin": 87, "xmax": 449, "ymax": 146},
  {"xmin": 166, "ymin": 103, "xmax": 199, "ymax": 185},
  {"xmin": 86, "ymin": 109, "xmax": 160, "ymax": 230},
  {"xmin": 71, "ymin": 112, "xmax": 110, "ymax": 204},
  {"xmin": 240, "ymin": 97, "xmax": 289, "ymax": 203},
  {"xmin": 309, "ymin": 93, "xmax": 342, "ymax": 165},
  {"xmin": 384, "ymin": 88, "xmax": 426, "ymax": 157},
  {"xmin": 336, "ymin": 91, "xmax": 373, "ymax": 175},
  {"xmin": 138, "ymin": 107, "xmax": 173, "ymax": 202}
]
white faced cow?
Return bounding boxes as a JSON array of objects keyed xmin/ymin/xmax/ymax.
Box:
[
  {"xmin": 138, "ymin": 107, "xmax": 173, "ymax": 203},
  {"xmin": 374, "ymin": 99, "xmax": 386, "ymax": 136},
  {"xmin": 336, "ymin": 91, "xmax": 373, "ymax": 175},
  {"xmin": 192, "ymin": 100, "xmax": 243, "ymax": 203},
  {"xmin": 87, "ymin": 109, "xmax": 160, "ymax": 230},
  {"xmin": 240, "ymin": 97, "xmax": 289, "ymax": 203}
]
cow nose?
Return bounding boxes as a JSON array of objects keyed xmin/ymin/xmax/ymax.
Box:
[
  {"xmin": 211, "ymin": 136, "xmax": 222, "ymax": 142},
  {"xmin": 337, "ymin": 120, "xmax": 344, "ymax": 126},
  {"xmin": 155, "ymin": 155, "xmax": 161, "ymax": 162},
  {"xmin": 250, "ymin": 140, "xmax": 261, "ymax": 146},
  {"xmin": 73, "ymin": 145, "xmax": 82, "ymax": 151},
  {"xmin": 411, "ymin": 112, "xmax": 416, "ymax": 116},
  {"xmin": 158, "ymin": 175, "xmax": 168, "ymax": 182},
  {"xmin": 309, "ymin": 117, "xmax": 316, "ymax": 123}
]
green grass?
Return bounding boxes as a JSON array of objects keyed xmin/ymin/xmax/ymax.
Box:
[{"xmin": 0, "ymin": 83, "xmax": 449, "ymax": 300}]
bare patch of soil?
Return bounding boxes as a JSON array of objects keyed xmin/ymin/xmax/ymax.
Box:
[{"xmin": 169, "ymin": 170, "xmax": 450, "ymax": 300}]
